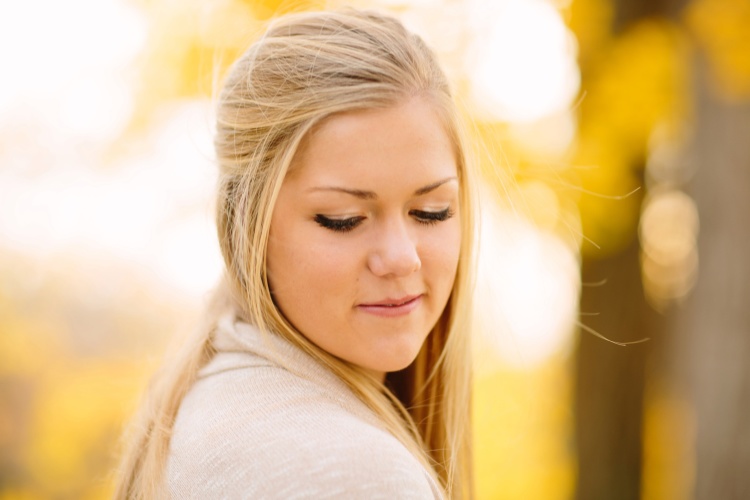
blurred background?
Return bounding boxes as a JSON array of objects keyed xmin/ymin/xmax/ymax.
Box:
[{"xmin": 1, "ymin": 0, "xmax": 748, "ymax": 498}]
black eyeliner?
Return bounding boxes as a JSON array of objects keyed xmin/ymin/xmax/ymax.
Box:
[
  {"xmin": 411, "ymin": 208, "xmax": 454, "ymax": 224},
  {"xmin": 314, "ymin": 214, "xmax": 363, "ymax": 232}
]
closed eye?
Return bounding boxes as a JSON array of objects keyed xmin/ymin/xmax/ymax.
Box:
[
  {"xmin": 314, "ymin": 214, "xmax": 364, "ymax": 233},
  {"xmin": 410, "ymin": 208, "xmax": 454, "ymax": 225}
]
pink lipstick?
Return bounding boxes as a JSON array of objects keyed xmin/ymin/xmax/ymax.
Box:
[{"xmin": 357, "ymin": 295, "xmax": 422, "ymax": 317}]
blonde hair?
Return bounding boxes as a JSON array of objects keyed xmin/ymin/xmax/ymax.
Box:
[{"xmin": 116, "ymin": 8, "xmax": 476, "ymax": 499}]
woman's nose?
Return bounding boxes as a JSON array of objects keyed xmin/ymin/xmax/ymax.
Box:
[{"xmin": 367, "ymin": 220, "xmax": 421, "ymax": 277}]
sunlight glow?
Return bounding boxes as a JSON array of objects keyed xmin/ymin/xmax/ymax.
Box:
[
  {"xmin": 0, "ymin": 2, "xmax": 223, "ymax": 298},
  {"xmin": 639, "ymin": 189, "xmax": 699, "ymax": 307},
  {"xmin": 374, "ymin": 0, "xmax": 443, "ymax": 7},
  {"xmin": 508, "ymin": 110, "xmax": 578, "ymax": 161},
  {"xmin": 0, "ymin": 0, "xmax": 145, "ymax": 143},
  {"xmin": 475, "ymin": 193, "xmax": 580, "ymax": 369},
  {"xmin": 466, "ymin": 0, "xmax": 580, "ymax": 122},
  {"xmin": 0, "ymin": 103, "xmax": 223, "ymax": 297}
]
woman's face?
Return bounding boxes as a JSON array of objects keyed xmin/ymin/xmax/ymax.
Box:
[{"xmin": 266, "ymin": 96, "xmax": 461, "ymax": 378}]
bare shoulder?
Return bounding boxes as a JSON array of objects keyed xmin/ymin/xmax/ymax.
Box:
[{"xmin": 167, "ymin": 356, "xmax": 438, "ymax": 499}]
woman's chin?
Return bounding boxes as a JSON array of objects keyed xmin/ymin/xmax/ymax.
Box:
[{"xmin": 354, "ymin": 343, "xmax": 424, "ymax": 376}]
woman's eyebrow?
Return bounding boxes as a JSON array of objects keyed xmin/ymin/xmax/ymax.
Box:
[
  {"xmin": 414, "ymin": 177, "xmax": 458, "ymax": 196},
  {"xmin": 308, "ymin": 176, "xmax": 458, "ymax": 199},
  {"xmin": 307, "ymin": 186, "xmax": 377, "ymax": 199}
]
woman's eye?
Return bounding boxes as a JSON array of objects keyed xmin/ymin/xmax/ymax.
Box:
[
  {"xmin": 314, "ymin": 214, "xmax": 364, "ymax": 233},
  {"xmin": 410, "ymin": 208, "xmax": 454, "ymax": 225}
]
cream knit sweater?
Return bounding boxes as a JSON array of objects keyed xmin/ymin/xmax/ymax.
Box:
[{"xmin": 166, "ymin": 313, "xmax": 442, "ymax": 499}]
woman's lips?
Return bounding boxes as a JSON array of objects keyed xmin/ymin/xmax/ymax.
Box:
[{"xmin": 357, "ymin": 295, "xmax": 423, "ymax": 317}]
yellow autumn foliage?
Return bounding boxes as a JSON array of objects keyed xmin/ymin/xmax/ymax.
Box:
[
  {"xmin": 574, "ymin": 19, "xmax": 691, "ymax": 258},
  {"xmin": 473, "ymin": 360, "xmax": 575, "ymax": 500},
  {"xmin": 128, "ymin": 0, "xmax": 327, "ymax": 132},
  {"xmin": 685, "ymin": 0, "xmax": 750, "ymax": 100}
]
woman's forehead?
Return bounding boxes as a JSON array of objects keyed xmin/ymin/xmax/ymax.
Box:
[{"xmin": 287, "ymin": 97, "xmax": 459, "ymax": 183}]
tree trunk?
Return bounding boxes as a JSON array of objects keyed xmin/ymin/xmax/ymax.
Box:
[
  {"xmin": 673, "ymin": 55, "xmax": 750, "ymax": 500},
  {"xmin": 573, "ymin": 0, "xmax": 689, "ymax": 495},
  {"xmin": 574, "ymin": 239, "xmax": 659, "ymax": 500}
]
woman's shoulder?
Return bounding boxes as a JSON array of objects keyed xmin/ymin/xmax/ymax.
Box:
[{"xmin": 166, "ymin": 351, "xmax": 439, "ymax": 498}]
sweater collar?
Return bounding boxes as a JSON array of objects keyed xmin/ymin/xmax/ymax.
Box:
[{"xmin": 202, "ymin": 311, "xmax": 383, "ymax": 428}]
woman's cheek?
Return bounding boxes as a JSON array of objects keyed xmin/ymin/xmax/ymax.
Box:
[{"xmin": 423, "ymin": 221, "xmax": 461, "ymax": 263}]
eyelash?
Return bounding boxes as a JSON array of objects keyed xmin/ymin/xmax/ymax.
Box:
[
  {"xmin": 411, "ymin": 208, "xmax": 455, "ymax": 225},
  {"xmin": 314, "ymin": 215, "xmax": 364, "ymax": 233},
  {"xmin": 314, "ymin": 208, "xmax": 454, "ymax": 233}
]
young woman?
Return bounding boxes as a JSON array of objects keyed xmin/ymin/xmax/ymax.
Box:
[{"xmin": 116, "ymin": 8, "xmax": 477, "ymax": 499}]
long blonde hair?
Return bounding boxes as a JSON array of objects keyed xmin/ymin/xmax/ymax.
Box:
[{"xmin": 116, "ymin": 8, "xmax": 476, "ymax": 499}]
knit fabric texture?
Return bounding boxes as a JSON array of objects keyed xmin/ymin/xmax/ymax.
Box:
[{"xmin": 166, "ymin": 312, "xmax": 441, "ymax": 499}]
